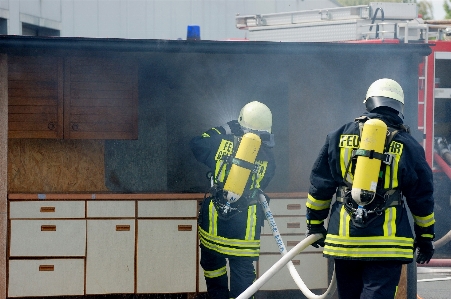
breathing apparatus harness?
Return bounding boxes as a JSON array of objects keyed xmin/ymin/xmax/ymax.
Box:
[
  {"xmin": 338, "ymin": 115, "xmax": 410, "ymax": 228},
  {"xmin": 208, "ymin": 133, "xmax": 262, "ymax": 220}
]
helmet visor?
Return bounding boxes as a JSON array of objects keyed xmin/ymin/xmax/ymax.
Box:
[{"xmin": 365, "ymin": 96, "xmax": 404, "ymax": 114}]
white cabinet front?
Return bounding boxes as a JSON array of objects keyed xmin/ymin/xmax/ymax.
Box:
[
  {"xmin": 137, "ymin": 219, "xmax": 197, "ymax": 293},
  {"xmin": 10, "ymin": 220, "xmax": 86, "ymax": 257},
  {"xmin": 86, "ymin": 219, "xmax": 135, "ymax": 294},
  {"xmin": 8, "ymin": 259, "xmax": 85, "ymax": 297}
]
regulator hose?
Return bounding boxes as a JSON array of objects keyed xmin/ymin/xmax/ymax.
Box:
[{"xmin": 235, "ymin": 194, "xmax": 336, "ymax": 299}]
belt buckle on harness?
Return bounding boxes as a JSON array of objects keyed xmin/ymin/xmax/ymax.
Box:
[{"xmin": 383, "ymin": 153, "xmax": 393, "ymax": 165}]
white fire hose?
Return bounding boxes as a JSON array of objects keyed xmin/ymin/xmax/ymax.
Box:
[
  {"xmin": 434, "ymin": 229, "xmax": 451, "ymax": 249},
  {"xmin": 236, "ymin": 195, "xmax": 336, "ymax": 299}
]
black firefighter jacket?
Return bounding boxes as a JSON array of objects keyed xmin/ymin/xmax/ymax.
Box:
[
  {"xmin": 190, "ymin": 120, "xmax": 276, "ymax": 259},
  {"xmin": 306, "ymin": 110, "xmax": 434, "ymax": 262}
]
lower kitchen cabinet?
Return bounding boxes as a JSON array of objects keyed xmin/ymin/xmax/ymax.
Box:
[
  {"xmin": 137, "ymin": 219, "xmax": 197, "ymax": 293},
  {"xmin": 86, "ymin": 219, "xmax": 136, "ymax": 294},
  {"xmin": 8, "ymin": 259, "xmax": 85, "ymax": 297}
]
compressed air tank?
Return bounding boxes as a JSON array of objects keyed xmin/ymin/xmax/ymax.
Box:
[
  {"xmin": 351, "ymin": 119, "xmax": 387, "ymax": 205},
  {"xmin": 224, "ymin": 132, "xmax": 261, "ymax": 203}
]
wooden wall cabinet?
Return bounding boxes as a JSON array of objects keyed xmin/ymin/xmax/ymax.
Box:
[{"xmin": 8, "ymin": 55, "xmax": 138, "ymax": 139}]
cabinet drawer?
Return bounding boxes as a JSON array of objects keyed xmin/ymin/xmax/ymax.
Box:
[
  {"xmin": 262, "ymin": 216, "xmax": 306, "ymax": 235},
  {"xmin": 10, "ymin": 220, "xmax": 86, "ymax": 256},
  {"xmin": 138, "ymin": 200, "xmax": 198, "ymax": 218},
  {"xmin": 87, "ymin": 201, "xmax": 135, "ymax": 218},
  {"xmin": 8, "ymin": 259, "xmax": 84, "ymax": 297},
  {"xmin": 258, "ymin": 254, "xmax": 328, "ymax": 290},
  {"xmin": 267, "ymin": 198, "xmax": 306, "ymax": 216},
  {"xmin": 10, "ymin": 201, "xmax": 85, "ymax": 219},
  {"xmin": 260, "ymin": 235, "xmax": 322, "ymax": 254}
]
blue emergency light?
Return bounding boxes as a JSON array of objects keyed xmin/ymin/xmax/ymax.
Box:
[{"xmin": 187, "ymin": 25, "xmax": 200, "ymax": 40}]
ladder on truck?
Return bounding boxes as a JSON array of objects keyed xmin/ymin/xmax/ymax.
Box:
[{"xmin": 235, "ymin": 2, "xmax": 430, "ymax": 43}]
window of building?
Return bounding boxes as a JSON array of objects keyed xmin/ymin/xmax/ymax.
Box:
[
  {"xmin": 0, "ymin": 18, "xmax": 6, "ymax": 35},
  {"xmin": 22, "ymin": 23, "xmax": 60, "ymax": 36}
]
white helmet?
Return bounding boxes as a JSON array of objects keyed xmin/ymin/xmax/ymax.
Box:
[
  {"xmin": 238, "ymin": 101, "xmax": 272, "ymax": 133},
  {"xmin": 364, "ymin": 78, "xmax": 404, "ymax": 114}
]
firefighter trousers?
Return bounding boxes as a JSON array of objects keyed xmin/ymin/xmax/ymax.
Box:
[
  {"xmin": 200, "ymin": 246, "xmax": 256, "ymax": 299},
  {"xmin": 334, "ymin": 259, "xmax": 403, "ymax": 299}
]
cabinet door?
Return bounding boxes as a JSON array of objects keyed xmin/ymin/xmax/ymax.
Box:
[
  {"xmin": 137, "ymin": 219, "xmax": 197, "ymax": 293},
  {"xmin": 8, "ymin": 55, "xmax": 63, "ymax": 138},
  {"xmin": 64, "ymin": 56, "xmax": 138, "ymax": 139},
  {"xmin": 86, "ymin": 219, "xmax": 135, "ymax": 294}
]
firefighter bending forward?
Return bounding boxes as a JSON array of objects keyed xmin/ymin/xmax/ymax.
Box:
[
  {"xmin": 190, "ymin": 101, "xmax": 276, "ymax": 299},
  {"xmin": 305, "ymin": 79, "xmax": 435, "ymax": 299}
]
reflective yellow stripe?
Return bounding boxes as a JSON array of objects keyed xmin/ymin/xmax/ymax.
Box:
[
  {"xmin": 202, "ymin": 132, "xmax": 210, "ymax": 137},
  {"xmin": 306, "ymin": 194, "xmax": 332, "ymax": 211},
  {"xmin": 323, "ymin": 247, "xmax": 413, "ymax": 259},
  {"xmin": 383, "ymin": 207, "xmax": 397, "ymax": 236},
  {"xmin": 306, "ymin": 219, "xmax": 324, "ymax": 225},
  {"xmin": 384, "ymin": 141, "xmax": 402, "ymax": 189},
  {"xmin": 326, "ymin": 234, "xmax": 413, "ymax": 246},
  {"xmin": 199, "ymin": 227, "xmax": 260, "ymax": 257},
  {"xmin": 339, "ymin": 134, "xmax": 359, "ymax": 183},
  {"xmin": 250, "ymin": 160, "xmax": 267, "ymax": 189},
  {"xmin": 245, "ymin": 205, "xmax": 257, "ymax": 241},
  {"xmin": 204, "ymin": 266, "xmax": 227, "ymax": 279},
  {"xmin": 208, "ymin": 201, "xmax": 218, "ymax": 236},
  {"xmin": 324, "ymin": 234, "xmax": 413, "ymax": 259},
  {"xmin": 412, "ymin": 212, "xmax": 435, "ymax": 227},
  {"xmin": 338, "ymin": 205, "xmax": 350, "ymax": 237}
]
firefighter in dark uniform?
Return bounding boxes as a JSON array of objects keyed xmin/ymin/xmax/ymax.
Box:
[
  {"xmin": 190, "ymin": 101, "xmax": 276, "ymax": 299},
  {"xmin": 305, "ymin": 79, "xmax": 435, "ymax": 299}
]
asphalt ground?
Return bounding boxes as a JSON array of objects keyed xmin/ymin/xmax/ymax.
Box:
[{"xmin": 417, "ymin": 267, "xmax": 451, "ymax": 299}]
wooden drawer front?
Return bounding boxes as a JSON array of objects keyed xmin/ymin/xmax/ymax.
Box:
[
  {"xmin": 258, "ymin": 254, "xmax": 328, "ymax": 290},
  {"xmin": 87, "ymin": 201, "xmax": 135, "ymax": 218},
  {"xmin": 262, "ymin": 216, "xmax": 306, "ymax": 235},
  {"xmin": 260, "ymin": 235, "xmax": 322, "ymax": 254},
  {"xmin": 10, "ymin": 220, "xmax": 86, "ymax": 257},
  {"xmin": 138, "ymin": 200, "xmax": 198, "ymax": 218},
  {"xmin": 267, "ymin": 198, "xmax": 306, "ymax": 216},
  {"xmin": 8, "ymin": 259, "xmax": 84, "ymax": 297},
  {"xmin": 10, "ymin": 201, "xmax": 85, "ymax": 219}
]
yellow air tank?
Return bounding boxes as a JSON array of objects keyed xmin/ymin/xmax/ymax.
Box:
[
  {"xmin": 224, "ymin": 132, "xmax": 261, "ymax": 203},
  {"xmin": 351, "ymin": 119, "xmax": 388, "ymax": 205}
]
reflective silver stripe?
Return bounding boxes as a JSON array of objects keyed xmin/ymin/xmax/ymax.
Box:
[
  {"xmin": 306, "ymin": 194, "xmax": 331, "ymax": 210},
  {"xmin": 383, "ymin": 207, "xmax": 396, "ymax": 236},
  {"xmin": 209, "ymin": 201, "xmax": 218, "ymax": 236},
  {"xmin": 204, "ymin": 266, "xmax": 227, "ymax": 278},
  {"xmin": 326, "ymin": 234, "xmax": 413, "ymax": 246},
  {"xmin": 199, "ymin": 227, "xmax": 260, "ymax": 248},
  {"xmin": 339, "ymin": 205, "xmax": 349, "ymax": 237},
  {"xmin": 222, "ymin": 124, "xmax": 232, "ymax": 135},
  {"xmin": 412, "ymin": 213, "xmax": 435, "ymax": 227},
  {"xmin": 245, "ymin": 205, "xmax": 257, "ymax": 241}
]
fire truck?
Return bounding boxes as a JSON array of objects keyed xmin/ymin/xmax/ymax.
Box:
[{"xmin": 236, "ymin": 1, "xmax": 451, "ymax": 256}]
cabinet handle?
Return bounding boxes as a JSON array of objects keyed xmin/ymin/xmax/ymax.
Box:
[
  {"xmin": 116, "ymin": 225, "xmax": 130, "ymax": 231},
  {"xmin": 41, "ymin": 225, "xmax": 56, "ymax": 231},
  {"xmin": 39, "ymin": 265, "xmax": 54, "ymax": 271},
  {"xmin": 178, "ymin": 225, "xmax": 192, "ymax": 231},
  {"xmin": 292, "ymin": 260, "xmax": 300, "ymax": 266},
  {"xmin": 71, "ymin": 123, "xmax": 79, "ymax": 131},
  {"xmin": 287, "ymin": 204, "xmax": 301, "ymax": 210},
  {"xmin": 47, "ymin": 122, "xmax": 56, "ymax": 131},
  {"xmin": 287, "ymin": 222, "xmax": 300, "ymax": 229},
  {"xmin": 40, "ymin": 207, "xmax": 55, "ymax": 213}
]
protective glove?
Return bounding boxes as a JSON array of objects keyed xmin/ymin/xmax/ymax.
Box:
[
  {"xmin": 414, "ymin": 237, "xmax": 435, "ymax": 264},
  {"xmin": 306, "ymin": 224, "xmax": 327, "ymax": 248}
]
